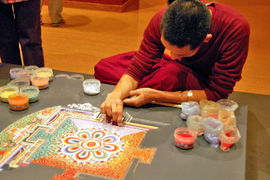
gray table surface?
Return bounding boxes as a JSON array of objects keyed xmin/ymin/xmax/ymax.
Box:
[{"xmin": 0, "ymin": 63, "xmax": 269, "ymax": 180}]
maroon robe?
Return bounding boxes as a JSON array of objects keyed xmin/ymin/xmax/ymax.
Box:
[{"xmin": 94, "ymin": 2, "xmax": 250, "ymax": 101}]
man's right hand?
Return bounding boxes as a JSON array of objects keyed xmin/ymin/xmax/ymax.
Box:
[
  {"xmin": 100, "ymin": 74, "xmax": 139, "ymax": 127},
  {"xmin": 100, "ymin": 93, "xmax": 124, "ymax": 126}
]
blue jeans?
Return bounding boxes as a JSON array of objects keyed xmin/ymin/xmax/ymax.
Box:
[{"xmin": 0, "ymin": 0, "xmax": 44, "ymax": 67}]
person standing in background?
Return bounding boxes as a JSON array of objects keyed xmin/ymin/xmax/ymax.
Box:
[
  {"xmin": 40, "ymin": 0, "xmax": 65, "ymax": 27},
  {"xmin": 0, "ymin": 0, "xmax": 44, "ymax": 67}
]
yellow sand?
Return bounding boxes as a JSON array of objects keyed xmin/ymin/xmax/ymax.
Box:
[{"xmin": 1, "ymin": 91, "xmax": 17, "ymax": 99}]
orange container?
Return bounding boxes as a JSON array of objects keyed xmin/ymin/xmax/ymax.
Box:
[
  {"xmin": 31, "ymin": 75, "xmax": 49, "ymax": 89},
  {"xmin": 8, "ymin": 93, "xmax": 29, "ymax": 111}
]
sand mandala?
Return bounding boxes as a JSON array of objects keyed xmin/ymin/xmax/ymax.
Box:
[
  {"xmin": 0, "ymin": 105, "xmax": 157, "ymax": 180},
  {"xmin": 58, "ymin": 128, "xmax": 125, "ymax": 164}
]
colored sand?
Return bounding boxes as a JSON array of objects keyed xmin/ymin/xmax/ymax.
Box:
[
  {"xmin": 177, "ymin": 133, "xmax": 193, "ymax": 138},
  {"xmin": 175, "ymin": 133, "xmax": 195, "ymax": 146},
  {"xmin": 9, "ymin": 96, "xmax": 28, "ymax": 105},
  {"xmin": 1, "ymin": 91, "xmax": 17, "ymax": 99}
]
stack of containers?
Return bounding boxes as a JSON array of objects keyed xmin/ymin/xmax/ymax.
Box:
[
  {"xmin": 0, "ymin": 66, "xmax": 54, "ymax": 111},
  {"xmin": 176, "ymin": 99, "xmax": 241, "ymax": 151}
]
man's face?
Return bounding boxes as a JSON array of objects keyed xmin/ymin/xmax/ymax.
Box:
[{"xmin": 161, "ymin": 35, "xmax": 201, "ymax": 60}]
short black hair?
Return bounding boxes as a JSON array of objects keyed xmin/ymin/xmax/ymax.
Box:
[
  {"xmin": 161, "ymin": 0, "xmax": 212, "ymax": 50},
  {"xmin": 168, "ymin": 0, "xmax": 176, "ymax": 4}
]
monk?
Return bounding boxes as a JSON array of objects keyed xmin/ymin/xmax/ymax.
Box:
[{"xmin": 94, "ymin": 0, "xmax": 250, "ymax": 126}]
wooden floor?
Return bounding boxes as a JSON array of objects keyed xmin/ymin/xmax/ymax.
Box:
[
  {"xmin": 1, "ymin": 0, "xmax": 270, "ymax": 95},
  {"xmin": 39, "ymin": 0, "xmax": 270, "ymax": 95}
]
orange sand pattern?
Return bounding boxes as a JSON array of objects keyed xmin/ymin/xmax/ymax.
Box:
[
  {"xmin": 33, "ymin": 131, "xmax": 156, "ymax": 180},
  {"xmin": 0, "ymin": 106, "xmax": 156, "ymax": 180}
]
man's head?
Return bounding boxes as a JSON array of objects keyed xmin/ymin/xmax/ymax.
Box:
[
  {"xmin": 168, "ymin": 0, "xmax": 176, "ymax": 5},
  {"xmin": 161, "ymin": 0, "xmax": 212, "ymax": 55}
]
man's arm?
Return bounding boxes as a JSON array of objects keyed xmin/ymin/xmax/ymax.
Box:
[
  {"xmin": 100, "ymin": 10, "xmax": 166, "ymax": 126},
  {"xmin": 123, "ymin": 88, "xmax": 207, "ymax": 107},
  {"xmin": 100, "ymin": 74, "xmax": 138, "ymax": 126}
]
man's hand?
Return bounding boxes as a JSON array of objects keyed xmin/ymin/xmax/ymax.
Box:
[
  {"xmin": 100, "ymin": 93, "xmax": 124, "ymax": 126},
  {"xmin": 123, "ymin": 88, "xmax": 157, "ymax": 107},
  {"xmin": 99, "ymin": 74, "xmax": 139, "ymax": 127},
  {"xmin": 100, "ymin": 88, "xmax": 156, "ymax": 126}
]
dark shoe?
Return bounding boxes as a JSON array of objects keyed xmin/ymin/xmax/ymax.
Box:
[{"xmin": 51, "ymin": 19, "xmax": 65, "ymax": 27}]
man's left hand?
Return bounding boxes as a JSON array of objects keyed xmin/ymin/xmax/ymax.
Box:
[{"xmin": 123, "ymin": 88, "xmax": 157, "ymax": 107}]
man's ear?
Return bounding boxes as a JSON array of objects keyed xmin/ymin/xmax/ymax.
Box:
[{"xmin": 203, "ymin": 34, "xmax": 212, "ymax": 43}]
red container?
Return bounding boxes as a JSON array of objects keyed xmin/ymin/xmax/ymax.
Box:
[
  {"xmin": 219, "ymin": 126, "xmax": 241, "ymax": 151},
  {"xmin": 174, "ymin": 127, "xmax": 197, "ymax": 149}
]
